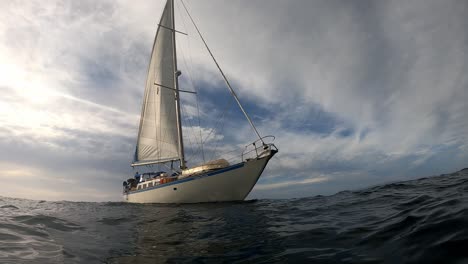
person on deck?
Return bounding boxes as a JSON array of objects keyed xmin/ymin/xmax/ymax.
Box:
[{"xmin": 134, "ymin": 171, "xmax": 140, "ymax": 182}]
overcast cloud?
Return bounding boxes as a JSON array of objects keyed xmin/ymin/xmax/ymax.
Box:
[{"xmin": 1, "ymin": 0, "xmax": 467, "ymax": 201}]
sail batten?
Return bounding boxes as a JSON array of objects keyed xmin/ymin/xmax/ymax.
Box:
[{"xmin": 134, "ymin": 0, "xmax": 180, "ymax": 165}]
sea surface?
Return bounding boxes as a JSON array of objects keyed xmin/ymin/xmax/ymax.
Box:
[{"xmin": 1, "ymin": 169, "xmax": 468, "ymax": 263}]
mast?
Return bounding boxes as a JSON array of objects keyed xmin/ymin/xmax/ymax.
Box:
[{"xmin": 171, "ymin": 0, "xmax": 186, "ymax": 169}]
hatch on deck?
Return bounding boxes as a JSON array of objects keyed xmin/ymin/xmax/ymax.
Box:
[{"xmin": 180, "ymin": 159, "xmax": 230, "ymax": 177}]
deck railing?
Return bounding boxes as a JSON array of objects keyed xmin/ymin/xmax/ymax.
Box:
[{"xmin": 241, "ymin": 136, "xmax": 277, "ymax": 161}]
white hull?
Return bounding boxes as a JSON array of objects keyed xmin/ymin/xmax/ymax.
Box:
[{"xmin": 124, "ymin": 154, "xmax": 273, "ymax": 203}]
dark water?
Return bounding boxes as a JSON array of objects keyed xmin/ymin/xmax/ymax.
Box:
[{"xmin": 1, "ymin": 169, "xmax": 468, "ymax": 263}]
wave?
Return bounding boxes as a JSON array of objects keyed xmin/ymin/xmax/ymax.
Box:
[{"xmin": 1, "ymin": 169, "xmax": 467, "ymax": 263}]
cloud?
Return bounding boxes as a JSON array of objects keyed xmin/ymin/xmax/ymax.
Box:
[
  {"xmin": 0, "ymin": 0, "xmax": 467, "ymax": 201},
  {"xmin": 173, "ymin": 2, "xmax": 468, "ymax": 200}
]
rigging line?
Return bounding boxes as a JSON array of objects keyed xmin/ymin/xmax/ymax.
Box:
[
  {"xmin": 179, "ymin": 51, "xmax": 206, "ymax": 162},
  {"xmin": 178, "ymin": 98, "xmax": 201, "ymax": 163},
  {"xmin": 202, "ymin": 97, "xmax": 231, "ymax": 144},
  {"xmin": 192, "ymin": 98, "xmax": 229, "ymax": 162},
  {"xmin": 177, "ymin": 54, "xmax": 203, "ymax": 160},
  {"xmin": 217, "ymin": 148, "xmax": 242, "ymax": 159},
  {"xmin": 161, "ymin": 162, "xmax": 180, "ymax": 175},
  {"xmin": 180, "ymin": 0, "xmax": 264, "ymax": 144},
  {"xmin": 175, "ymin": 0, "xmax": 190, "ymax": 38},
  {"xmin": 183, "ymin": 45, "xmax": 206, "ymax": 160},
  {"xmin": 176, "ymin": 0, "xmax": 205, "ymax": 162},
  {"xmin": 177, "ymin": 0, "xmax": 206, "ymax": 162},
  {"xmin": 179, "ymin": 104, "xmax": 194, "ymax": 160},
  {"xmin": 179, "ymin": 97, "xmax": 206, "ymax": 164},
  {"xmin": 182, "ymin": 105, "xmax": 203, "ymax": 163},
  {"xmin": 184, "ymin": 118, "xmax": 201, "ymax": 162},
  {"xmin": 177, "ymin": 37, "xmax": 206, "ymax": 163},
  {"xmin": 154, "ymin": 82, "xmax": 196, "ymax": 94},
  {"xmin": 181, "ymin": 108, "xmax": 193, "ymax": 160},
  {"xmin": 195, "ymin": 93, "xmax": 205, "ymax": 162},
  {"xmin": 209, "ymin": 97, "xmax": 231, "ymax": 161},
  {"xmin": 210, "ymin": 145, "xmax": 239, "ymax": 163},
  {"xmin": 201, "ymin": 96, "xmax": 235, "ymax": 146},
  {"xmin": 158, "ymin": 24, "xmax": 188, "ymax": 35},
  {"xmin": 212, "ymin": 100, "xmax": 231, "ymax": 159}
]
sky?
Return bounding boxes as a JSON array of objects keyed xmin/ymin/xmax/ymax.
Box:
[{"xmin": 1, "ymin": 0, "xmax": 467, "ymax": 202}]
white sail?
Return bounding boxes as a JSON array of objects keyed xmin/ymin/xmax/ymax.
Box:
[{"xmin": 133, "ymin": 0, "xmax": 179, "ymax": 165}]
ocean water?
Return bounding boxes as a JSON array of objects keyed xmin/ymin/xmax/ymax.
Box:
[{"xmin": 1, "ymin": 169, "xmax": 468, "ymax": 263}]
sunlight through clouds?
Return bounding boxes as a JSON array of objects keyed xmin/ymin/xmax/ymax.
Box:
[{"xmin": 1, "ymin": 0, "xmax": 467, "ymax": 201}]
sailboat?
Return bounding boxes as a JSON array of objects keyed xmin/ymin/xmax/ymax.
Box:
[{"xmin": 122, "ymin": 0, "xmax": 278, "ymax": 203}]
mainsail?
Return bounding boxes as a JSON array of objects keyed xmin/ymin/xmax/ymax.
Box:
[{"xmin": 133, "ymin": 0, "xmax": 181, "ymax": 166}]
